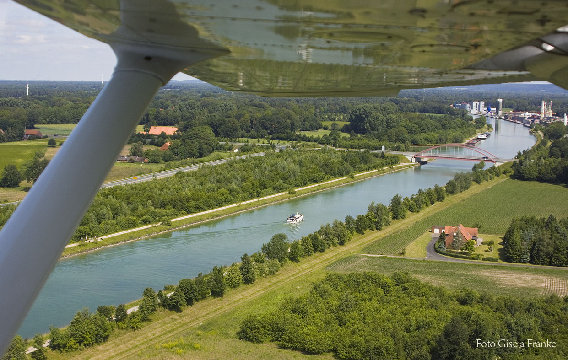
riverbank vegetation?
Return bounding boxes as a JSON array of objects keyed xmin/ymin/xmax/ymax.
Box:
[{"xmin": 237, "ymin": 272, "xmax": 568, "ymax": 359}]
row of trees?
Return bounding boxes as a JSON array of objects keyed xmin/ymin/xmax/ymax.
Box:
[
  {"xmin": 503, "ymin": 215, "xmax": 568, "ymax": 266},
  {"xmin": 238, "ymin": 272, "xmax": 568, "ymax": 359}
]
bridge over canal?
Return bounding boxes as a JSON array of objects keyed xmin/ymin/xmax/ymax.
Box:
[{"xmin": 388, "ymin": 143, "xmax": 514, "ymax": 164}]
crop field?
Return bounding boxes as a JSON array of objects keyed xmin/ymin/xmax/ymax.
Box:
[
  {"xmin": 34, "ymin": 123, "xmax": 76, "ymax": 136},
  {"xmin": 403, "ymin": 231, "xmax": 432, "ymax": 258},
  {"xmin": 328, "ymin": 255, "xmax": 568, "ymax": 297},
  {"xmin": 297, "ymin": 129, "xmax": 349, "ymax": 138},
  {"xmin": 365, "ymin": 179, "xmax": 568, "ymax": 256}
]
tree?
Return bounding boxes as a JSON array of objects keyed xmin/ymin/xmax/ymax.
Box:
[
  {"xmin": 164, "ymin": 288, "xmax": 186, "ymax": 312},
  {"xmin": 115, "ymin": 304, "xmax": 128, "ymax": 323},
  {"xmin": 24, "ymin": 151, "xmax": 49, "ymax": 183},
  {"xmin": 288, "ymin": 240, "xmax": 304, "ymax": 262},
  {"xmin": 30, "ymin": 334, "xmax": 47, "ymax": 360},
  {"xmin": 177, "ymin": 279, "xmax": 198, "ymax": 305},
  {"xmin": 139, "ymin": 288, "xmax": 158, "ymax": 320},
  {"xmin": 2, "ymin": 336, "xmax": 26, "ymax": 360},
  {"xmin": 0, "ymin": 164, "xmax": 22, "ymax": 188},
  {"xmin": 225, "ymin": 263, "xmax": 243, "ymax": 288},
  {"xmin": 210, "ymin": 266, "xmax": 226, "ymax": 297},
  {"xmin": 240, "ymin": 253, "xmax": 256, "ymax": 284},
  {"xmin": 96, "ymin": 305, "xmax": 116, "ymax": 322},
  {"xmin": 463, "ymin": 240, "xmax": 476, "ymax": 254},
  {"xmin": 195, "ymin": 273, "xmax": 210, "ymax": 300},
  {"xmin": 262, "ymin": 233, "xmax": 289, "ymax": 262},
  {"xmin": 389, "ymin": 194, "xmax": 406, "ymax": 220},
  {"xmin": 544, "ymin": 121, "xmax": 567, "ymax": 140},
  {"xmin": 129, "ymin": 142, "xmax": 144, "ymax": 157},
  {"xmin": 47, "ymin": 138, "xmax": 57, "ymax": 147}
]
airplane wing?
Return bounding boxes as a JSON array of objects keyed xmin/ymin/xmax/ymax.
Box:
[
  {"xmin": 15, "ymin": 0, "xmax": 568, "ymax": 95},
  {"xmin": 2, "ymin": 0, "xmax": 568, "ymax": 354}
]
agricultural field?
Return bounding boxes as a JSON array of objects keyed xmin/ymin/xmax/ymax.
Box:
[
  {"xmin": 364, "ymin": 179, "xmax": 568, "ymax": 256},
  {"xmin": 34, "ymin": 123, "xmax": 76, "ymax": 136},
  {"xmin": 0, "ymin": 140, "xmax": 47, "ymax": 169},
  {"xmin": 403, "ymin": 231, "xmax": 432, "ymax": 258},
  {"xmin": 321, "ymin": 120, "xmax": 349, "ymax": 129},
  {"xmin": 297, "ymin": 129, "xmax": 349, "ymax": 138},
  {"xmin": 328, "ymin": 255, "xmax": 568, "ymax": 297},
  {"xmin": 35, "ymin": 124, "xmax": 145, "ymax": 137}
]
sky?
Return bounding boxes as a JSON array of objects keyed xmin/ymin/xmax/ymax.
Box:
[{"xmin": 0, "ymin": 1, "xmax": 193, "ymax": 81}]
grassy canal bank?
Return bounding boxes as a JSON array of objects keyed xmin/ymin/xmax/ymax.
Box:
[{"xmin": 61, "ymin": 161, "xmax": 416, "ymax": 258}]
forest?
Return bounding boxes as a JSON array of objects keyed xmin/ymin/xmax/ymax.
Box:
[
  {"xmin": 502, "ymin": 215, "xmax": 568, "ymax": 266},
  {"xmin": 237, "ymin": 272, "xmax": 568, "ymax": 360},
  {"xmin": 0, "ymin": 80, "xmax": 545, "ymax": 148}
]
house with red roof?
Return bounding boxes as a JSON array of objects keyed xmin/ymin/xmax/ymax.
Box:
[
  {"xmin": 23, "ymin": 129, "xmax": 43, "ymax": 139},
  {"xmin": 432, "ymin": 224, "xmax": 479, "ymax": 250}
]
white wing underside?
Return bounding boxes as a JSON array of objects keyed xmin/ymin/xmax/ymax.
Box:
[{"xmin": 15, "ymin": 0, "xmax": 568, "ymax": 95}]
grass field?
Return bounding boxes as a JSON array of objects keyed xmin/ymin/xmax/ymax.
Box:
[
  {"xmin": 34, "ymin": 124, "xmax": 77, "ymax": 136},
  {"xmin": 34, "ymin": 124, "xmax": 145, "ymax": 136},
  {"xmin": 0, "ymin": 140, "xmax": 47, "ymax": 169},
  {"xmin": 364, "ymin": 179, "xmax": 568, "ymax": 256},
  {"xmin": 298, "ymin": 129, "xmax": 349, "ymax": 138},
  {"xmin": 404, "ymin": 231, "xmax": 432, "ymax": 258},
  {"xmin": 328, "ymin": 255, "xmax": 568, "ymax": 297}
]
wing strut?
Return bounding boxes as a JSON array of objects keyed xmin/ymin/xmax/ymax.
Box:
[{"xmin": 0, "ymin": 43, "xmax": 212, "ymax": 352}]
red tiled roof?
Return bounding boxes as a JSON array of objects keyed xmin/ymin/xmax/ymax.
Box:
[{"xmin": 24, "ymin": 129, "xmax": 42, "ymax": 136}]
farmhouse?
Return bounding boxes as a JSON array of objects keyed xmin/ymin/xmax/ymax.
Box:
[
  {"xmin": 432, "ymin": 224, "xmax": 479, "ymax": 249},
  {"xmin": 23, "ymin": 129, "xmax": 43, "ymax": 139}
]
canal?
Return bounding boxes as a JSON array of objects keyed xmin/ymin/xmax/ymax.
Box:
[{"xmin": 18, "ymin": 117, "xmax": 535, "ymax": 337}]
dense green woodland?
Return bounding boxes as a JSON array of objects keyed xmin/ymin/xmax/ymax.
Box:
[
  {"xmin": 0, "ymin": 150, "xmax": 399, "ymax": 241},
  {"xmin": 238, "ymin": 272, "xmax": 568, "ymax": 360},
  {"xmin": 0, "ymin": 81, "xmax": 558, "ymax": 148},
  {"xmin": 503, "ymin": 215, "xmax": 568, "ymax": 266}
]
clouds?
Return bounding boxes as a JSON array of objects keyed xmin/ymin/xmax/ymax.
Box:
[
  {"xmin": 0, "ymin": 2, "xmax": 196, "ymax": 81},
  {"xmin": 0, "ymin": 1, "xmax": 115, "ymax": 81}
]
